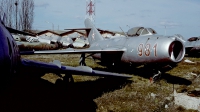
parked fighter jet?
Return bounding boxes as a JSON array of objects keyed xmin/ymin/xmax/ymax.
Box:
[
  {"xmin": 23, "ymin": 18, "xmax": 185, "ymax": 80},
  {"xmin": 184, "ymin": 36, "xmax": 200, "ymax": 56},
  {"xmin": 0, "ymin": 15, "xmax": 132, "ymax": 90},
  {"xmin": 169, "ymin": 34, "xmax": 200, "ymax": 57}
]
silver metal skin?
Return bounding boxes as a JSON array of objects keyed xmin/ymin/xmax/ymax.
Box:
[
  {"xmin": 85, "ymin": 18, "xmax": 185, "ymax": 66},
  {"xmin": 184, "ymin": 37, "xmax": 200, "ymax": 55},
  {"xmin": 27, "ymin": 18, "xmax": 185, "ymax": 73},
  {"xmin": 89, "ymin": 35, "xmax": 184, "ymax": 63}
]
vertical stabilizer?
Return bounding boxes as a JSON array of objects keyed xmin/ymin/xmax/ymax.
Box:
[{"xmin": 84, "ymin": 18, "xmax": 104, "ymax": 45}]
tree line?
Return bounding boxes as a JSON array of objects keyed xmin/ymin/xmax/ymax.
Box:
[{"xmin": 0, "ymin": 0, "xmax": 34, "ymax": 31}]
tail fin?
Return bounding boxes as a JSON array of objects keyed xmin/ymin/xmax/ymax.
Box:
[{"xmin": 84, "ymin": 18, "xmax": 104, "ymax": 45}]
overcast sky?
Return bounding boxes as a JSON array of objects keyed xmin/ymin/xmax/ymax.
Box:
[{"xmin": 33, "ymin": 0, "xmax": 200, "ymax": 39}]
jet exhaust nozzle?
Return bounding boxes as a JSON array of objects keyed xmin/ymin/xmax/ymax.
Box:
[{"xmin": 168, "ymin": 41, "xmax": 185, "ymax": 62}]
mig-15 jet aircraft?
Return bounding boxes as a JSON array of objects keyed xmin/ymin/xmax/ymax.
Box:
[
  {"xmin": 22, "ymin": 18, "xmax": 185, "ymax": 81},
  {"xmin": 0, "ymin": 15, "xmax": 132, "ymax": 90}
]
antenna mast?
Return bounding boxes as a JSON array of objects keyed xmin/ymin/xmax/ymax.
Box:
[{"xmin": 86, "ymin": 0, "xmax": 95, "ymax": 22}]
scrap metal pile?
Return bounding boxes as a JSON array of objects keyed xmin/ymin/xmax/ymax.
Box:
[{"xmin": 13, "ymin": 34, "xmax": 89, "ymax": 51}]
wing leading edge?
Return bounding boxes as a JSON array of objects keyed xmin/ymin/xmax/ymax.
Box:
[
  {"xmin": 20, "ymin": 47, "xmax": 127, "ymax": 55},
  {"xmin": 20, "ymin": 59, "xmax": 132, "ymax": 78}
]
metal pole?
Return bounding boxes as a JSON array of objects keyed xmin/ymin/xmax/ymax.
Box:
[
  {"xmin": 52, "ymin": 23, "xmax": 54, "ymax": 31},
  {"xmin": 46, "ymin": 21, "xmax": 54, "ymax": 31}
]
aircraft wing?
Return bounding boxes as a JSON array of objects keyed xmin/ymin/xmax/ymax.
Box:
[
  {"xmin": 65, "ymin": 28, "xmax": 113, "ymax": 32},
  {"xmin": 20, "ymin": 47, "xmax": 127, "ymax": 55},
  {"xmin": 20, "ymin": 59, "xmax": 132, "ymax": 78},
  {"xmin": 65, "ymin": 28, "xmax": 91, "ymax": 30}
]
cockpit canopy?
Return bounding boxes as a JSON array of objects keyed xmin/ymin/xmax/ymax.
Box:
[
  {"xmin": 187, "ymin": 37, "xmax": 200, "ymax": 42},
  {"xmin": 127, "ymin": 27, "xmax": 157, "ymax": 37}
]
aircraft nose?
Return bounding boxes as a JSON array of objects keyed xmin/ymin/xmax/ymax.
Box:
[{"xmin": 168, "ymin": 40, "xmax": 185, "ymax": 62}]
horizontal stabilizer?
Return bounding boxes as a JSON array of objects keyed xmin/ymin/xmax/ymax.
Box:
[
  {"xmin": 63, "ymin": 65, "xmax": 132, "ymax": 78},
  {"xmin": 21, "ymin": 59, "xmax": 132, "ymax": 78}
]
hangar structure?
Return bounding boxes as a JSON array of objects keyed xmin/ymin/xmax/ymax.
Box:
[{"xmin": 30, "ymin": 29, "xmax": 118, "ymax": 38}]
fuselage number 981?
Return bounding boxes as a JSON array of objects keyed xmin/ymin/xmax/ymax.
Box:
[{"xmin": 138, "ymin": 43, "xmax": 157, "ymax": 57}]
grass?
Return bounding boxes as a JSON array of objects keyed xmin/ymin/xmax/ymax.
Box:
[{"xmin": 21, "ymin": 54, "xmax": 200, "ymax": 112}]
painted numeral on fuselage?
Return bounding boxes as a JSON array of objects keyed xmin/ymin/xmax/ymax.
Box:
[
  {"xmin": 137, "ymin": 43, "xmax": 157, "ymax": 57},
  {"xmin": 145, "ymin": 44, "xmax": 150, "ymax": 56},
  {"xmin": 153, "ymin": 44, "xmax": 157, "ymax": 57},
  {"xmin": 138, "ymin": 44, "xmax": 143, "ymax": 56}
]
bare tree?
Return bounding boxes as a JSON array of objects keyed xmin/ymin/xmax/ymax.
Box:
[
  {"xmin": 19, "ymin": 0, "xmax": 34, "ymax": 31},
  {"xmin": 0, "ymin": 0, "xmax": 5, "ymax": 20},
  {"xmin": 7, "ymin": 0, "xmax": 15, "ymax": 28},
  {"xmin": 0, "ymin": 0, "xmax": 15, "ymax": 28},
  {"xmin": 0, "ymin": 0, "xmax": 34, "ymax": 31},
  {"xmin": 0, "ymin": 0, "xmax": 7, "ymax": 24},
  {"xmin": 14, "ymin": 0, "xmax": 19, "ymax": 30}
]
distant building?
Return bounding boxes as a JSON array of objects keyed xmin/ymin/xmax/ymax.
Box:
[{"xmin": 29, "ymin": 29, "xmax": 122, "ymax": 40}]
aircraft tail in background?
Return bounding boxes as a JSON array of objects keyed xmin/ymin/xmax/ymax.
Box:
[{"xmin": 84, "ymin": 18, "xmax": 104, "ymax": 45}]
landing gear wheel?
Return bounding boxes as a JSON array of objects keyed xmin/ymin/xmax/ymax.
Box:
[{"xmin": 151, "ymin": 71, "xmax": 161, "ymax": 83}]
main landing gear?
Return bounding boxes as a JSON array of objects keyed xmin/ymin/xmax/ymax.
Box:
[
  {"xmin": 51, "ymin": 60, "xmax": 74, "ymax": 87},
  {"xmin": 79, "ymin": 53, "xmax": 86, "ymax": 66},
  {"xmin": 55, "ymin": 73, "xmax": 74, "ymax": 87},
  {"xmin": 150, "ymin": 70, "xmax": 162, "ymax": 83}
]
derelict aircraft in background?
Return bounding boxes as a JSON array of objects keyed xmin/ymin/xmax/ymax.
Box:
[
  {"xmin": 164, "ymin": 34, "xmax": 200, "ymax": 57},
  {"xmin": 23, "ymin": 18, "xmax": 185, "ymax": 80},
  {"xmin": 183, "ymin": 36, "xmax": 200, "ymax": 56},
  {"xmin": 0, "ymin": 15, "xmax": 132, "ymax": 90}
]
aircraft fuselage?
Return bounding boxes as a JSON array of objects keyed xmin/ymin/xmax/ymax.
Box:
[{"xmin": 91, "ymin": 35, "xmax": 185, "ymax": 65}]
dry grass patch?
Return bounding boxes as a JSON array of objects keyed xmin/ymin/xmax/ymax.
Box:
[{"xmin": 21, "ymin": 54, "xmax": 200, "ymax": 112}]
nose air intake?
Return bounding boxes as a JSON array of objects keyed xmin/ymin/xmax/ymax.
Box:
[{"xmin": 168, "ymin": 41, "xmax": 185, "ymax": 62}]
